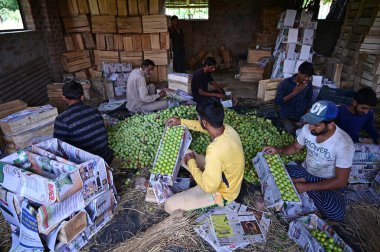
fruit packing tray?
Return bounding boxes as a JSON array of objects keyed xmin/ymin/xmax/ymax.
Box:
[
  {"xmin": 150, "ymin": 125, "xmax": 192, "ymax": 186},
  {"xmin": 253, "ymin": 152, "xmax": 301, "ymax": 209},
  {"xmin": 288, "ymin": 214, "xmax": 354, "ymax": 252}
]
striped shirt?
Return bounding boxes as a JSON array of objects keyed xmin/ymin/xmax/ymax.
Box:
[{"xmin": 53, "ymin": 102, "xmax": 113, "ymax": 164}]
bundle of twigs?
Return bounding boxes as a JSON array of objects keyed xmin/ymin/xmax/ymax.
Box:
[
  {"xmin": 111, "ymin": 210, "xmax": 205, "ymax": 252},
  {"xmin": 0, "ymin": 214, "xmax": 11, "ymax": 251}
]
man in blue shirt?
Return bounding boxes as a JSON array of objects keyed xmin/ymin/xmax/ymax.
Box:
[
  {"xmin": 337, "ymin": 87, "xmax": 379, "ymax": 144},
  {"xmin": 275, "ymin": 62, "xmax": 314, "ymax": 135}
]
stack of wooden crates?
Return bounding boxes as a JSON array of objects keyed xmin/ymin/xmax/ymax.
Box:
[
  {"xmin": 59, "ymin": 0, "xmax": 169, "ymax": 83},
  {"xmin": 239, "ymin": 49, "xmax": 272, "ymax": 82}
]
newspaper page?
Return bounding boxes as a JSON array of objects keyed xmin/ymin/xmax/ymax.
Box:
[
  {"xmin": 0, "ymin": 162, "xmax": 57, "ymax": 205},
  {"xmin": 37, "ymin": 190, "xmax": 85, "ymax": 234},
  {"xmin": 150, "ymin": 178, "xmax": 174, "ymax": 204},
  {"xmin": 85, "ymin": 189, "xmax": 114, "ymax": 220},
  {"xmin": 19, "ymin": 201, "xmax": 44, "ymax": 250},
  {"xmin": 0, "ymin": 189, "xmax": 22, "ymax": 228}
]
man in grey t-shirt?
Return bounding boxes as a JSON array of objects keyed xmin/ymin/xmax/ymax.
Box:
[{"xmin": 263, "ymin": 100, "xmax": 354, "ymax": 221}]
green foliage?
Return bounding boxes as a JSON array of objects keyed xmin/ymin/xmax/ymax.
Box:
[{"xmin": 0, "ymin": 0, "xmax": 19, "ymax": 12}]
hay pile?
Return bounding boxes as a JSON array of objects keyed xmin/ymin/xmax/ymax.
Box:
[
  {"xmin": 111, "ymin": 210, "xmax": 206, "ymax": 252},
  {"xmin": 0, "ymin": 214, "xmax": 11, "ymax": 251},
  {"xmin": 338, "ymin": 203, "xmax": 380, "ymax": 252}
]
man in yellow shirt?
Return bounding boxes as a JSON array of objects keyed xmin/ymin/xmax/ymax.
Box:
[{"xmin": 164, "ymin": 99, "xmax": 245, "ymax": 213}]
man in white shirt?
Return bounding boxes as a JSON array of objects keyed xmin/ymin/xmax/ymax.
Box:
[
  {"xmin": 263, "ymin": 100, "xmax": 355, "ymax": 221},
  {"xmin": 126, "ymin": 59, "xmax": 168, "ymax": 113}
]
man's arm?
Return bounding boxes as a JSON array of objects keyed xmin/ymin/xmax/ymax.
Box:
[
  {"xmin": 186, "ymin": 148, "xmax": 222, "ymax": 194},
  {"xmin": 362, "ymin": 112, "xmax": 379, "ymax": 144},
  {"xmin": 166, "ymin": 117, "xmax": 208, "ymax": 134},
  {"xmin": 210, "ymin": 81, "xmax": 224, "ymax": 94},
  {"xmin": 198, "ymin": 89, "xmax": 225, "ymax": 99},
  {"xmin": 294, "ymin": 167, "xmax": 350, "ymax": 193},
  {"xmin": 263, "ymin": 141, "xmax": 304, "ymax": 155},
  {"xmin": 138, "ymin": 79, "xmax": 161, "ymax": 103}
]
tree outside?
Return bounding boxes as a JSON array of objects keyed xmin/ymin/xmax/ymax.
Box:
[{"xmin": 0, "ymin": 0, "xmax": 24, "ymax": 30}]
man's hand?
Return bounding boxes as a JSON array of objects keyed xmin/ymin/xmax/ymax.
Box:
[
  {"xmin": 159, "ymin": 90, "xmax": 166, "ymax": 97},
  {"xmin": 294, "ymin": 182, "xmax": 310, "ymax": 193},
  {"xmin": 292, "ymin": 83, "xmax": 307, "ymax": 96},
  {"xmin": 165, "ymin": 117, "xmax": 181, "ymax": 127},
  {"xmin": 184, "ymin": 151, "xmax": 195, "ymax": 165},
  {"xmin": 262, "ymin": 146, "xmax": 279, "ymax": 155}
]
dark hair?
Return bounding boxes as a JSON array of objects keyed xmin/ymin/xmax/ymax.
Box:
[
  {"xmin": 171, "ymin": 15, "xmax": 179, "ymax": 21},
  {"xmin": 354, "ymin": 87, "xmax": 377, "ymax": 107},
  {"xmin": 141, "ymin": 59, "xmax": 155, "ymax": 67},
  {"xmin": 62, "ymin": 80, "xmax": 83, "ymax": 100},
  {"xmin": 298, "ymin": 62, "xmax": 314, "ymax": 77},
  {"xmin": 203, "ymin": 57, "xmax": 216, "ymax": 67},
  {"xmin": 196, "ymin": 98, "xmax": 224, "ymax": 128}
]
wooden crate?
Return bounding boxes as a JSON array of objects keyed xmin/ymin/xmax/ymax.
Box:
[
  {"xmin": 117, "ymin": 0, "xmax": 128, "ymax": 16},
  {"xmin": 247, "ymin": 49, "xmax": 272, "ymax": 64},
  {"xmin": 257, "ymin": 79, "xmax": 283, "ymax": 101},
  {"xmin": 88, "ymin": 0, "xmax": 100, "ymax": 14},
  {"xmin": 157, "ymin": 65, "xmax": 168, "ymax": 82},
  {"xmin": 122, "ymin": 35, "xmax": 134, "ymax": 51},
  {"xmin": 128, "ymin": 0, "xmax": 138, "ymax": 16},
  {"xmin": 132, "ymin": 34, "xmax": 142, "ymax": 51},
  {"xmin": 160, "ymin": 32, "xmax": 170, "ymax": 50},
  {"xmin": 96, "ymin": 34, "xmax": 106, "ymax": 50},
  {"xmin": 138, "ymin": 0, "xmax": 149, "ymax": 15},
  {"xmin": 62, "ymin": 15, "xmax": 90, "ymax": 34},
  {"xmin": 105, "ymin": 34, "xmax": 115, "ymax": 50},
  {"xmin": 142, "ymin": 15, "xmax": 168, "ymax": 33},
  {"xmin": 114, "ymin": 34, "xmax": 124, "ymax": 51},
  {"xmin": 82, "ymin": 32, "xmax": 95, "ymax": 49},
  {"xmin": 0, "ymin": 107, "xmax": 58, "ymax": 136},
  {"xmin": 141, "ymin": 34, "xmax": 152, "ymax": 51},
  {"xmin": 120, "ymin": 51, "xmax": 142, "ymax": 67},
  {"xmin": 117, "ymin": 16, "xmax": 142, "ymax": 33},
  {"xmin": 0, "ymin": 100, "xmax": 28, "ymax": 120},
  {"xmin": 150, "ymin": 33, "xmax": 160, "ymax": 50},
  {"xmin": 239, "ymin": 63, "xmax": 264, "ymax": 82},
  {"xmin": 92, "ymin": 15, "xmax": 116, "ymax": 33},
  {"xmin": 94, "ymin": 50, "xmax": 120, "ymax": 68},
  {"xmin": 61, "ymin": 51, "xmax": 92, "ymax": 73},
  {"xmin": 149, "ymin": 0, "xmax": 164, "ymax": 15},
  {"xmin": 77, "ymin": 0, "xmax": 89, "ymax": 14},
  {"xmin": 325, "ymin": 58, "xmax": 343, "ymax": 87},
  {"xmin": 143, "ymin": 50, "xmax": 169, "ymax": 65}
]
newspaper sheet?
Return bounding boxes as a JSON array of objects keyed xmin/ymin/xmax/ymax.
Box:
[
  {"xmin": 19, "ymin": 201, "xmax": 44, "ymax": 250},
  {"xmin": 0, "ymin": 188, "xmax": 22, "ymax": 228}
]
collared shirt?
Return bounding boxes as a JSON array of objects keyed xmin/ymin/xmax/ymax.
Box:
[
  {"xmin": 53, "ymin": 102, "xmax": 113, "ymax": 163},
  {"xmin": 275, "ymin": 75, "xmax": 313, "ymax": 121},
  {"xmin": 126, "ymin": 68, "xmax": 160, "ymax": 113}
]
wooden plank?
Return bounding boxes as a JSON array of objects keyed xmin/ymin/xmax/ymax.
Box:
[
  {"xmin": 138, "ymin": 0, "xmax": 149, "ymax": 15},
  {"xmin": 117, "ymin": 0, "xmax": 128, "ymax": 16},
  {"xmin": 64, "ymin": 36, "xmax": 75, "ymax": 51},
  {"xmin": 94, "ymin": 50, "xmax": 120, "ymax": 67},
  {"xmin": 150, "ymin": 33, "xmax": 160, "ymax": 50},
  {"xmin": 66, "ymin": 0, "xmax": 79, "ymax": 16},
  {"xmin": 114, "ymin": 35, "xmax": 124, "ymax": 51},
  {"xmin": 120, "ymin": 51, "xmax": 143, "ymax": 67},
  {"xmin": 128, "ymin": 0, "xmax": 138, "ymax": 16},
  {"xmin": 82, "ymin": 32, "xmax": 95, "ymax": 49},
  {"xmin": 77, "ymin": 0, "xmax": 89, "ymax": 14},
  {"xmin": 105, "ymin": 34, "xmax": 115, "ymax": 51},
  {"xmin": 159, "ymin": 32, "xmax": 169, "ymax": 50},
  {"xmin": 58, "ymin": 212, "xmax": 87, "ymax": 244},
  {"xmin": 157, "ymin": 65, "xmax": 168, "ymax": 81},
  {"xmin": 91, "ymin": 15, "xmax": 116, "ymax": 33},
  {"xmin": 72, "ymin": 33, "xmax": 85, "ymax": 50},
  {"xmin": 142, "ymin": 15, "xmax": 168, "ymax": 33},
  {"xmin": 149, "ymin": 0, "xmax": 163, "ymax": 15},
  {"xmin": 247, "ymin": 49, "xmax": 272, "ymax": 64},
  {"xmin": 88, "ymin": 0, "xmax": 100, "ymax": 15},
  {"xmin": 108, "ymin": 0, "xmax": 118, "ymax": 15},
  {"xmin": 98, "ymin": 0, "xmax": 109, "ymax": 14},
  {"xmin": 132, "ymin": 34, "xmax": 142, "ymax": 51},
  {"xmin": 0, "ymin": 100, "xmax": 28, "ymax": 119},
  {"xmin": 122, "ymin": 35, "xmax": 134, "ymax": 51},
  {"xmin": 117, "ymin": 16, "xmax": 142, "ymax": 33},
  {"xmin": 141, "ymin": 34, "xmax": 152, "ymax": 51},
  {"xmin": 96, "ymin": 34, "xmax": 106, "ymax": 50},
  {"xmin": 62, "ymin": 15, "xmax": 90, "ymax": 33},
  {"xmin": 143, "ymin": 50, "xmax": 169, "ymax": 65}
]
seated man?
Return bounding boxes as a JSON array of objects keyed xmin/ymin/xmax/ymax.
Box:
[
  {"xmin": 53, "ymin": 80, "xmax": 113, "ymax": 164},
  {"xmin": 164, "ymin": 99, "xmax": 244, "ymax": 213},
  {"xmin": 191, "ymin": 57, "xmax": 225, "ymax": 103},
  {"xmin": 126, "ymin": 59, "xmax": 167, "ymax": 113},
  {"xmin": 263, "ymin": 100, "xmax": 354, "ymax": 221},
  {"xmin": 275, "ymin": 62, "xmax": 314, "ymax": 135},
  {"xmin": 337, "ymin": 87, "xmax": 379, "ymax": 144}
]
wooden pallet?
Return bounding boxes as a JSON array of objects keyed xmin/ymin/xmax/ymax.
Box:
[
  {"xmin": 61, "ymin": 51, "xmax": 92, "ymax": 73},
  {"xmin": 142, "ymin": 15, "xmax": 168, "ymax": 33},
  {"xmin": 116, "ymin": 16, "xmax": 142, "ymax": 33},
  {"xmin": 91, "ymin": 15, "xmax": 116, "ymax": 33}
]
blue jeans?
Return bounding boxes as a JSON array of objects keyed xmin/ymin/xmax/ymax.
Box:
[{"xmin": 286, "ymin": 164, "xmax": 347, "ymax": 221}]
